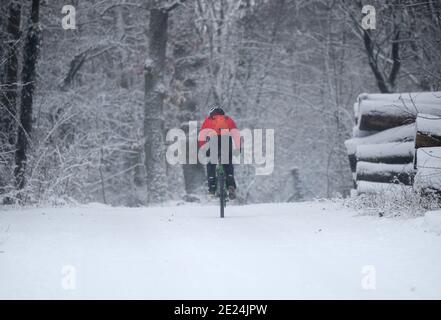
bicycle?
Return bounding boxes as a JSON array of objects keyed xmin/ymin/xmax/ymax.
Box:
[{"xmin": 216, "ymin": 162, "xmax": 228, "ymax": 218}]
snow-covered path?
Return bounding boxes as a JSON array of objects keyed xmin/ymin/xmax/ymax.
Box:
[{"xmin": 0, "ymin": 201, "xmax": 440, "ymax": 299}]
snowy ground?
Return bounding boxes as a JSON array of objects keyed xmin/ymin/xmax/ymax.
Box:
[{"xmin": 1, "ymin": 201, "xmax": 441, "ymax": 299}]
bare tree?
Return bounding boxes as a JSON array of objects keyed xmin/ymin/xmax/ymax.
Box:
[
  {"xmin": 340, "ymin": 0, "xmax": 403, "ymax": 93},
  {"xmin": 15, "ymin": 0, "xmax": 41, "ymax": 193},
  {"xmin": 1, "ymin": 1, "xmax": 21, "ymax": 147},
  {"xmin": 144, "ymin": 1, "xmax": 186, "ymax": 203}
]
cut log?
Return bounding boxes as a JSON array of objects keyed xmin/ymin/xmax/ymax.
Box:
[
  {"xmin": 356, "ymin": 162, "xmax": 415, "ymax": 185},
  {"xmin": 356, "ymin": 142, "xmax": 414, "ymax": 164},
  {"xmin": 358, "ymin": 99, "xmax": 414, "ymax": 131},
  {"xmin": 357, "ymin": 181, "xmax": 412, "ymax": 195},
  {"xmin": 414, "ymin": 147, "xmax": 441, "ymax": 193},
  {"xmin": 357, "ymin": 91, "xmax": 441, "ymax": 131},
  {"xmin": 415, "ymin": 113, "xmax": 441, "ymax": 149},
  {"xmin": 352, "ymin": 126, "xmax": 378, "ymax": 138},
  {"xmin": 348, "ymin": 154, "xmax": 357, "ymax": 173},
  {"xmin": 358, "ymin": 100, "xmax": 441, "ymax": 131},
  {"xmin": 345, "ymin": 123, "xmax": 415, "ymax": 173}
]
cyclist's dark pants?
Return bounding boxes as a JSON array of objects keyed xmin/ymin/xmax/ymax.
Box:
[{"xmin": 206, "ymin": 136, "xmax": 236, "ymax": 190}]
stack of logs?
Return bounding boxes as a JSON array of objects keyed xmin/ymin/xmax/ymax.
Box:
[{"xmin": 344, "ymin": 92, "xmax": 441, "ymax": 195}]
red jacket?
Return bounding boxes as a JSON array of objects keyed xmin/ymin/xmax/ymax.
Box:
[{"xmin": 198, "ymin": 115, "xmax": 241, "ymax": 149}]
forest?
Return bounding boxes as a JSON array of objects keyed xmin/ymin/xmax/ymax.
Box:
[{"xmin": 1, "ymin": 0, "xmax": 440, "ymax": 206}]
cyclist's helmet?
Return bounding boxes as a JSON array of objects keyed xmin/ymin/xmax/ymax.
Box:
[{"xmin": 208, "ymin": 104, "xmax": 225, "ymax": 117}]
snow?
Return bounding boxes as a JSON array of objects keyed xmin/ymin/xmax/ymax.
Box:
[
  {"xmin": 416, "ymin": 113, "xmax": 441, "ymax": 136},
  {"xmin": 356, "ymin": 142, "xmax": 414, "ymax": 160},
  {"xmin": 414, "ymin": 147, "xmax": 441, "ymax": 191},
  {"xmin": 345, "ymin": 123, "xmax": 415, "ymax": 155},
  {"xmin": 353, "ymin": 102, "xmax": 359, "ymax": 118},
  {"xmin": 356, "ymin": 162, "xmax": 414, "ymax": 176},
  {"xmin": 358, "ymin": 91, "xmax": 441, "ymax": 104},
  {"xmin": 424, "ymin": 211, "xmax": 441, "ymax": 235},
  {"xmin": 1, "ymin": 201, "xmax": 441, "ymax": 299},
  {"xmin": 359, "ymin": 100, "xmax": 441, "ymax": 119}
]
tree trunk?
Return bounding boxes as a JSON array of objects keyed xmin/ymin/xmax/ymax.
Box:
[
  {"xmin": 1, "ymin": 1, "xmax": 21, "ymax": 147},
  {"xmin": 172, "ymin": 26, "xmax": 206, "ymax": 195},
  {"xmin": 144, "ymin": 8, "xmax": 168, "ymax": 203},
  {"xmin": 362, "ymin": 27, "xmax": 400, "ymax": 94},
  {"xmin": 14, "ymin": 0, "xmax": 41, "ymax": 192},
  {"xmin": 363, "ymin": 30, "xmax": 390, "ymax": 93}
]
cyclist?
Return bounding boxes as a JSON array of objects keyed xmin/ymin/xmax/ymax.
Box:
[{"xmin": 198, "ymin": 105, "xmax": 241, "ymax": 200}]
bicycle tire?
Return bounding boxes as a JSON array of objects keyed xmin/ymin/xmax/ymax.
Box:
[{"xmin": 219, "ymin": 172, "xmax": 225, "ymax": 218}]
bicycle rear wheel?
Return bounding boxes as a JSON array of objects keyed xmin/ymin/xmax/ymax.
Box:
[{"xmin": 219, "ymin": 172, "xmax": 225, "ymax": 218}]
